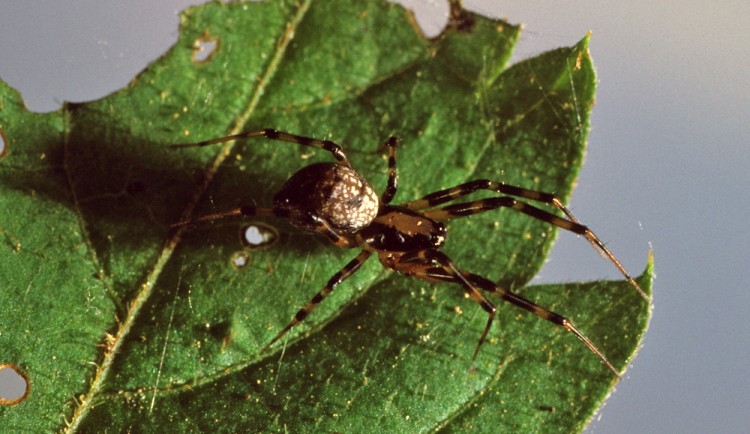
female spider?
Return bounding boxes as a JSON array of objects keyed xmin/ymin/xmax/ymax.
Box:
[{"xmin": 174, "ymin": 129, "xmax": 647, "ymax": 376}]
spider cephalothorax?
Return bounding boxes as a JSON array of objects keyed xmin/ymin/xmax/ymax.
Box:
[{"xmin": 174, "ymin": 128, "xmax": 648, "ymax": 376}]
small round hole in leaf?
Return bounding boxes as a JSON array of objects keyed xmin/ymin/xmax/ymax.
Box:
[
  {"xmin": 192, "ymin": 33, "xmax": 219, "ymax": 63},
  {"xmin": 240, "ymin": 222, "xmax": 279, "ymax": 250},
  {"xmin": 231, "ymin": 251, "xmax": 251, "ymax": 270},
  {"xmin": 0, "ymin": 364, "xmax": 30, "ymax": 406}
]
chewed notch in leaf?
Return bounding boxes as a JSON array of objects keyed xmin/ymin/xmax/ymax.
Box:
[{"xmin": 0, "ymin": 128, "xmax": 7, "ymax": 159}]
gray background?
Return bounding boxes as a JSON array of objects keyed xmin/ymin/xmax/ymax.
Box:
[{"xmin": 1, "ymin": 1, "xmax": 748, "ymax": 432}]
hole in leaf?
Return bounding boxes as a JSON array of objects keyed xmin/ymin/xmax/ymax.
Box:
[
  {"xmin": 240, "ymin": 222, "xmax": 279, "ymax": 250},
  {"xmin": 230, "ymin": 251, "xmax": 251, "ymax": 270},
  {"xmin": 192, "ymin": 33, "xmax": 219, "ymax": 63},
  {"xmin": 0, "ymin": 128, "xmax": 7, "ymax": 159},
  {"xmin": 537, "ymin": 405, "xmax": 556, "ymax": 413},
  {"xmin": 0, "ymin": 364, "xmax": 30, "ymax": 406}
]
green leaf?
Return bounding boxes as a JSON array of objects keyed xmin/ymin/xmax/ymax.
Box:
[{"xmin": 0, "ymin": 1, "xmax": 653, "ymax": 432}]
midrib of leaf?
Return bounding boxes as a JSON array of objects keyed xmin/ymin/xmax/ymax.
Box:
[
  {"xmin": 61, "ymin": 1, "xmax": 313, "ymax": 432},
  {"xmin": 80, "ymin": 11, "xmax": 437, "ymax": 401}
]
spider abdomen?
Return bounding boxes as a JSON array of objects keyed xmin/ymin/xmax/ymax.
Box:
[{"xmin": 273, "ymin": 162, "xmax": 379, "ymax": 233}]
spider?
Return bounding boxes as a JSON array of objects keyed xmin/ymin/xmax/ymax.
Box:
[{"xmin": 173, "ymin": 129, "xmax": 647, "ymax": 376}]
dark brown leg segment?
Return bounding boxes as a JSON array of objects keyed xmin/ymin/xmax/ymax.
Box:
[
  {"xmin": 462, "ymin": 271, "xmax": 620, "ymax": 377},
  {"xmin": 260, "ymin": 248, "xmax": 373, "ymax": 354},
  {"xmin": 172, "ymin": 206, "xmax": 292, "ymax": 228},
  {"xmin": 171, "ymin": 128, "xmax": 351, "ymax": 166},
  {"xmin": 419, "ymin": 192, "xmax": 648, "ymax": 301},
  {"xmin": 400, "ymin": 179, "xmax": 556, "ymax": 211},
  {"xmin": 395, "ymin": 249, "xmax": 619, "ymax": 376},
  {"xmin": 396, "ymin": 250, "xmax": 497, "ymax": 361},
  {"xmin": 379, "ymin": 136, "xmax": 400, "ymax": 205}
]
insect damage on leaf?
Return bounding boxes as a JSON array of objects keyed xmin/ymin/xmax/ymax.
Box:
[
  {"xmin": 231, "ymin": 250, "xmax": 251, "ymax": 269},
  {"xmin": 0, "ymin": 128, "xmax": 7, "ymax": 159},
  {"xmin": 0, "ymin": 0, "xmax": 652, "ymax": 432},
  {"xmin": 240, "ymin": 222, "xmax": 279, "ymax": 250},
  {"xmin": 0, "ymin": 364, "xmax": 30, "ymax": 406},
  {"xmin": 192, "ymin": 32, "xmax": 219, "ymax": 64}
]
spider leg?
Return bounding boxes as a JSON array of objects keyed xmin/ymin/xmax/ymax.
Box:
[
  {"xmin": 171, "ymin": 128, "xmax": 351, "ymax": 166},
  {"xmin": 173, "ymin": 204, "xmax": 359, "ymax": 248},
  {"xmin": 401, "ymin": 179, "xmax": 558, "ymax": 211},
  {"xmin": 400, "ymin": 179, "xmax": 617, "ymax": 242},
  {"xmin": 395, "ymin": 250, "xmax": 497, "ymax": 361},
  {"xmin": 260, "ymin": 248, "xmax": 373, "ymax": 354},
  {"xmin": 402, "ymin": 180, "xmax": 615, "ymax": 273},
  {"xmin": 423, "ymin": 195, "xmax": 649, "ymax": 301},
  {"xmin": 379, "ymin": 136, "xmax": 400, "ymax": 205},
  {"xmin": 399, "ymin": 250, "xmax": 619, "ymax": 376},
  {"xmin": 462, "ymin": 271, "xmax": 620, "ymax": 377},
  {"xmin": 311, "ymin": 216, "xmax": 361, "ymax": 248},
  {"xmin": 172, "ymin": 205, "xmax": 292, "ymax": 228}
]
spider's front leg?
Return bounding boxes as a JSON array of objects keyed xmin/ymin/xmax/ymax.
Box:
[
  {"xmin": 171, "ymin": 128, "xmax": 352, "ymax": 166},
  {"xmin": 404, "ymin": 182, "xmax": 648, "ymax": 301},
  {"xmin": 171, "ymin": 205, "xmax": 291, "ymax": 228},
  {"xmin": 391, "ymin": 250, "xmax": 497, "ymax": 361}
]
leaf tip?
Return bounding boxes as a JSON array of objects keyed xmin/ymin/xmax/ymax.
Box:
[
  {"xmin": 640, "ymin": 250, "xmax": 655, "ymax": 296},
  {"xmin": 581, "ymin": 30, "xmax": 593, "ymax": 47}
]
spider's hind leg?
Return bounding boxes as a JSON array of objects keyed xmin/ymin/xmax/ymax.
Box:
[
  {"xmin": 464, "ymin": 271, "xmax": 621, "ymax": 377},
  {"xmin": 260, "ymin": 248, "xmax": 373, "ymax": 354},
  {"xmin": 395, "ymin": 250, "xmax": 497, "ymax": 361}
]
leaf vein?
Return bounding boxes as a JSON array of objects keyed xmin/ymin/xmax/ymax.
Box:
[{"xmin": 61, "ymin": 1, "xmax": 313, "ymax": 431}]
